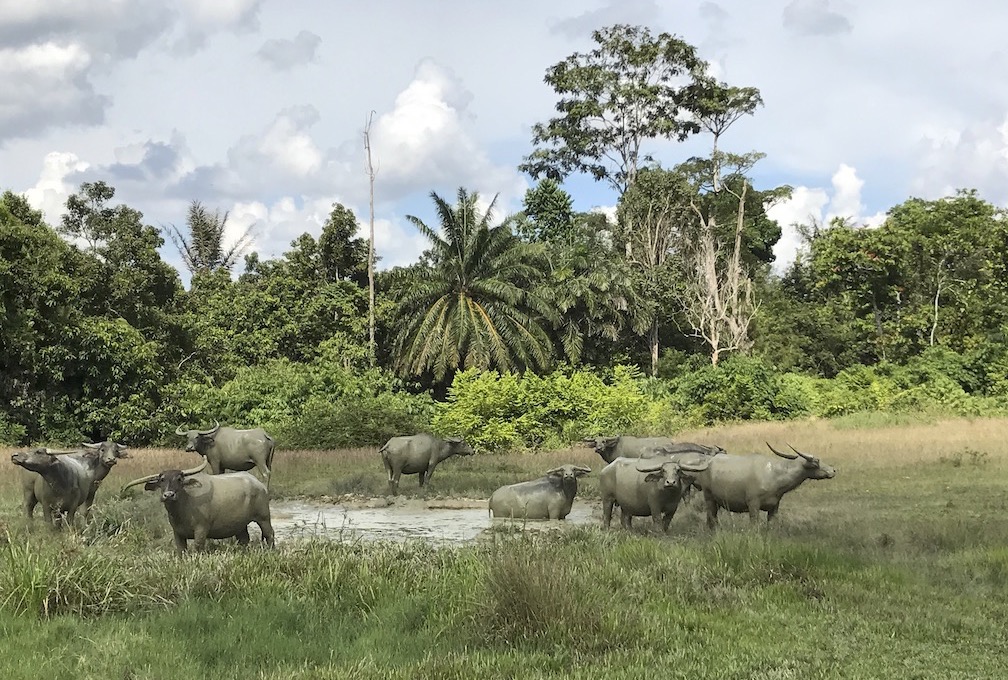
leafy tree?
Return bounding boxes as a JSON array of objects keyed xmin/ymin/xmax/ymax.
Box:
[
  {"xmin": 389, "ymin": 187, "xmax": 557, "ymax": 381},
  {"xmin": 520, "ymin": 24, "xmax": 708, "ymax": 195},
  {"xmin": 318, "ymin": 203, "xmax": 369, "ymax": 286},
  {"xmin": 518, "ymin": 179, "xmax": 576, "ymax": 242},
  {"xmin": 59, "ymin": 180, "xmax": 116, "ymax": 251},
  {"xmin": 164, "ymin": 200, "xmax": 254, "ymax": 278}
]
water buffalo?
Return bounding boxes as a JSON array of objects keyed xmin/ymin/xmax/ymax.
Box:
[
  {"xmin": 122, "ymin": 461, "xmax": 275, "ymax": 555},
  {"xmin": 488, "ymin": 464, "xmax": 591, "ymax": 520},
  {"xmin": 678, "ymin": 442, "xmax": 836, "ymax": 529},
  {"xmin": 599, "ymin": 454, "xmax": 710, "ymax": 532},
  {"xmin": 176, "ymin": 422, "xmax": 275, "ymax": 488},
  {"xmin": 584, "ymin": 435, "xmax": 725, "ymax": 464},
  {"xmin": 380, "ymin": 433, "xmax": 474, "ymax": 494},
  {"xmin": 11, "ymin": 446, "xmax": 116, "ymax": 528},
  {"xmin": 18, "ymin": 440, "xmax": 129, "ymax": 522}
]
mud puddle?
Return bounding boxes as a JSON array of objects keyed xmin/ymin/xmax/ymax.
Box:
[{"xmin": 271, "ymin": 498, "xmax": 598, "ymax": 544}]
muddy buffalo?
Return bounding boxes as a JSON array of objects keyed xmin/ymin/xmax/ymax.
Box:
[
  {"xmin": 176, "ymin": 422, "xmax": 275, "ymax": 488},
  {"xmin": 122, "ymin": 461, "xmax": 275, "ymax": 555},
  {"xmin": 600, "ymin": 454, "xmax": 709, "ymax": 532},
  {"xmin": 17, "ymin": 440, "xmax": 129, "ymax": 522},
  {"xmin": 489, "ymin": 464, "xmax": 591, "ymax": 520},
  {"xmin": 12, "ymin": 445, "xmax": 121, "ymax": 528},
  {"xmin": 679, "ymin": 442, "xmax": 836, "ymax": 529},
  {"xmin": 380, "ymin": 433, "xmax": 473, "ymax": 494}
]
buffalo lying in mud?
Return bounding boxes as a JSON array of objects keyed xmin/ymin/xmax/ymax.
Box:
[
  {"xmin": 176, "ymin": 422, "xmax": 275, "ymax": 488},
  {"xmin": 679, "ymin": 442, "xmax": 836, "ymax": 529},
  {"xmin": 380, "ymin": 433, "xmax": 474, "ymax": 494},
  {"xmin": 122, "ymin": 461, "xmax": 275, "ymax": 555},
  {"xmin": 488, "ymin": 464, "xmax": 592, "ymax": 520}
]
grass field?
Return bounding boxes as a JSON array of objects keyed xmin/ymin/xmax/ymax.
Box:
[{"xmin": 1, "ymin": 415, "xmax": 1007, "ymax": 679}]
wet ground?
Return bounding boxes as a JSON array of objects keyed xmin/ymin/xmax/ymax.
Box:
[{"xmin": 270, "ymin": 497, "xmax": 599, "ymax": 544}]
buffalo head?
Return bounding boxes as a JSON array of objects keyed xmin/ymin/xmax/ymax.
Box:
[
  {"xmin": 122, "ymin": 461, "xmax": 209, "ymax": 502},
  {"xmin": 766, "ymin": 442, "xmax": 836, "ymax": 479},
  {"xmin": 176, "ymin": 421, "xmax": 222, "ymax": 454},
  {"xmin": 11, "ymin": 448, "xmax": 59, "ymax": 473},
  {"xmin": 446, "ymin": 437, "xmax": 475, "ymax": 456},
  {"xmin": 81, "ymin": 440, "xmax": 129, "ymax": 467},
  {"xmin": 546, "ymin": 464, "xmax": 591, "ymax": 485},
  {"xmin": 638, "ymin": 456, "xmax": 710, "ymax": 490}
]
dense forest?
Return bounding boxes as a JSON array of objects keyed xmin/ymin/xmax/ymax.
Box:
[{"xmin": 3, "ymin": 25, "xmax": 1007, "ymax": 449}]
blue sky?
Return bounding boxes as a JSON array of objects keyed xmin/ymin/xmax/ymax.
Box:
[{"xmin": 3, "ymin": 0, "xmax": 1007, "ymax": 277}]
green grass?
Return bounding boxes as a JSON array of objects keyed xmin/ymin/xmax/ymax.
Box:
[{"xmin": 1, "ymin": 417, "xmax": 1007, "ymax": 678}]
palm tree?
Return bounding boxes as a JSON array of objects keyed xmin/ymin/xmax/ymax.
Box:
[
  {"xmin": 390, "ymin": 187, "xmax": 556, "ymax": 380},
  {"xmin": 163, "ymin": 201, "xmax": 255, "ymax": 277}
]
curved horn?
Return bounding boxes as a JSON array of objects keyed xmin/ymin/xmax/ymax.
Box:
[
  {"xmin": 766, "ymin": 441, "xmax": 797, "ymax": 460},
  {"xmin": 677, "ymin": 458, "xmax": 711, "ymax": 473},
  {"xmin": 181, "ymin": 460, "xmax": 209, "ymax": 477},
  {"xmin": 545, "ymin": 466, "xmax": 563, "ymax": 476},
  {"xmin": 573, "ymin": 465, "xmax": 592, "ymax": 474},
  {"xmin": 788, "ymin": 443, "xmax": 815, "ymax": 462},
  {"xmin": 198, "ymin": 420, "xmax": 221, "ymax": 436},
  {"xmin": 122, "ymin": 472, "xmax": 161, "ymax": 493},
  {"xmin": 636, "ymin": 460, "xmax": 665, "ymax": 473},
  {"xmin": 175, "ymin": 424, "xmax": 187, "ymax": 436},
  {"xmin": 81, "ymin": 442, "xmax": 100, "ymax": 449}
]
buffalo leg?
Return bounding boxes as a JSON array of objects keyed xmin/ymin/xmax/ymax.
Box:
[
  {"xmin": 766, "ymin": 505, "xmax": 780, "ymax": 523},
  {"xmin": 192, "ymin": 527, "xmax": 209, "ymax": 552},
  {"xmin": 173, "ymin": 532, "xmax": 189, "ymax": 556},
  {"xmin": 747, "ymin": 500, "xmax": 762, "ymax": 525},
  {"xmin": 257, "ymin": 518, "xmax": 275, "ymax": 548},
  {"xmin": 704, "ymin": 494, "xmax": 719, "ymax": 531},
  {"xmin": 235, "ymin": 527, "xmax": 251, "ymax": 547},
  {"xmin": 22, "ymin": 491, "xmax": 37, "ymax": 520},
  {"xmin": 602, "ymin": 497, "xmax": 615, "ymax": 528},
  {"xmin": 620, "ymin": 509, "xmax": 633, "ymax": 530}
]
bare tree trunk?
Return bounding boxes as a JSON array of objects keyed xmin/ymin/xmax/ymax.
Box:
[
  {"xmin": 930, "ymin": 252, "xmax": 947, "ymax": 346},
  {"xmin": 649, "ymin": 320, "xmax": 659, "ymax": 377},
  {"xmin": 364, "ymin": 112, "xmax": 377, "ymax": 367}
]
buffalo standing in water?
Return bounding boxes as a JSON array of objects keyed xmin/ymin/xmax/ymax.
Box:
[{"xmin": 176, "ymin": 422, "xmax": 275, "ymax": 488}]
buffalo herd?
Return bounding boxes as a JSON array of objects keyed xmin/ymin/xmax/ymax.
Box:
[{"xmin": 9, "ymin": 426, "xmax": 837, "ymax": 553}]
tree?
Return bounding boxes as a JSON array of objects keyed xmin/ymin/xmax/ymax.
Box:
[
  {"xmin": 389, "ymin": 188, "xmax": 556, "ymax": 381},
  {"xmin": 520, "ymin": 24, "xmax": 708, "ymax": 196},
  {"xmin": 675, "ymin": 78, "xmax": 780, "ymax": 366},
  {"xmin": 318, "ymin": 203, "xmax": 369, "ymax": 286},
  {"xmin": 617, "ymin": 166, "xmax": 694, "ymax": 374},
  {"xmin": 60, "ymin": 180, "xmax": 116, "ymax": 251},
  {"xmin": 518, "ymin": 179, "xmax": 576, "ymax": 243},
  {"xmin": 164, "ymin": 200, "xmax": 254, "ymax": 278},
  {"xmin": 364, "ymin": 111, "xmax": 378, "ymax": 366}
]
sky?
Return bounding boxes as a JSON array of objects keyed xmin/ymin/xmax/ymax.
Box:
[{"xmin": 3, "ymin": 0, "xmax": 1008, "ymax": 279}]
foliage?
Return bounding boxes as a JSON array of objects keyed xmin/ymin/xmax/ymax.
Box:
[
  {"xmin": 389, "ymin": 188, "xmax": 557, "ymax": 381},
  {"xmin": 163, "ymin": 200, "xmax": 254, "ymax": 277},
  {"xmin": 174, "ymin": 357, "xmax": 434, "ymax": 448},
  {"xmin": 432, "ymin": 366, "xmax": 677, "ymax": 451},
  {"xmin": 520, "ymin": 24, "xmax": 708, "ymax": 194}
]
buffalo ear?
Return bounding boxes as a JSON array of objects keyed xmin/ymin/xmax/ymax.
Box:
[
  {"xmin": 644, "ymin": 472, "xmax": 663, "ymax": 483},
  {"xmin": 143, "ymin": 479, "xmax": 160, "ymax": 491},
  {"xmin": 182, "ymin": 478, "xmax": 202, "ymax": 488}
]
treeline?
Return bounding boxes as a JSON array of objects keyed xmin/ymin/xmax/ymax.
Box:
[
  {"xmin": 3, "ymin": 24, "xmax": 1008, "ymax": 448},
  {"xmin": 3, "ymin": 182, "xmax": 1007, "ymax": 449}
]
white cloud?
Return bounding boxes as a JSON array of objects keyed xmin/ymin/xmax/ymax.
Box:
[
  {"xmin": 22, "ymin": 151, "xmax": 90, "ymax": 224},
  {"xmin": 0, "ymin": 42, "xmax": 107, "ymax": 138},
  {"xmin": 767, "ymin": 164, "xmax": 885, "ymax": 273},
  {"xmin": 256, "ymin": 30, "xmax": 321, "ymax": 70},
  {"xmin": 912, "ymin": 113, "xmax": 1008, "ymax": 203}
]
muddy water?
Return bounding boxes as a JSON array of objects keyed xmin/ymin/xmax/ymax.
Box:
[{"xmin": 270, "ymin": 498, "xmax": 599, "ymax": 544}]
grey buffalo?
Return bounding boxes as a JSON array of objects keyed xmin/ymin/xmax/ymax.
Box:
[
  {"xmin": 17, "ymin": 440, "xmax": 129, "ymax": 522},
  {"xmin": 679, "ymin": 442, "xmax": 836, "ymax": 529},
  {"xmin": 488, "ymin": 465, "xmax": 591, "ymax": 520},
  {"xmin": 380, "ymin": 433, "xmax": 474, "ymax": 494},
  {"xmin": 12, "ymin": 444, "xmax": 124, "ymax": 528},
  {"xmin": 176, "ymin": 422, "xmax": 275, "ymax": 488},
  {"xmin": 122, "ymin": 461, "xmax": 275, "ymax": 555},
  {"xmin": 584, "ymin": 435, "xmax": 725, "ymax": 464},
  {"xmin": 599, "ymin": 454, "xmax": 709, "ymax": 532}
]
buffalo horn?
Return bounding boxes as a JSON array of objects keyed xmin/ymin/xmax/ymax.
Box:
[
  {"xmin": 82, "ymin": 442, "xmax": 100, "ymax": 449},
  {"xmin": 198, "ymin": 421, "xmax": 221, "ymax": 437},
  {"xmin": 766, "ymin": 442, "xmax": 797, "ymax": 460},
  {"xmin": 635, "ymin": 460, "xmax": 665, "ymax": 473},
  {"xmin": 788, "ymin": 444, "xmax": 816, "ymax": 462},
  {"xmin": 121, "ymin": 472, "xmax": 161, "ymax": 493},
  {"xmin": 573, "ymin": 465, "xmax": 591, "ymax": 474},
  {"xmin": 122, "ymin": 460, "xmax": 208, "ymax": 493},
  {"xmin": 175, "ymin": 424, "xmax": 187, "ymax": 436}
]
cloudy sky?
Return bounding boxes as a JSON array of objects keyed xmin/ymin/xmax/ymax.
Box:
[{"xmin": 3, "ymin": 0, "xmax": 1007, "ymax": 278}]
